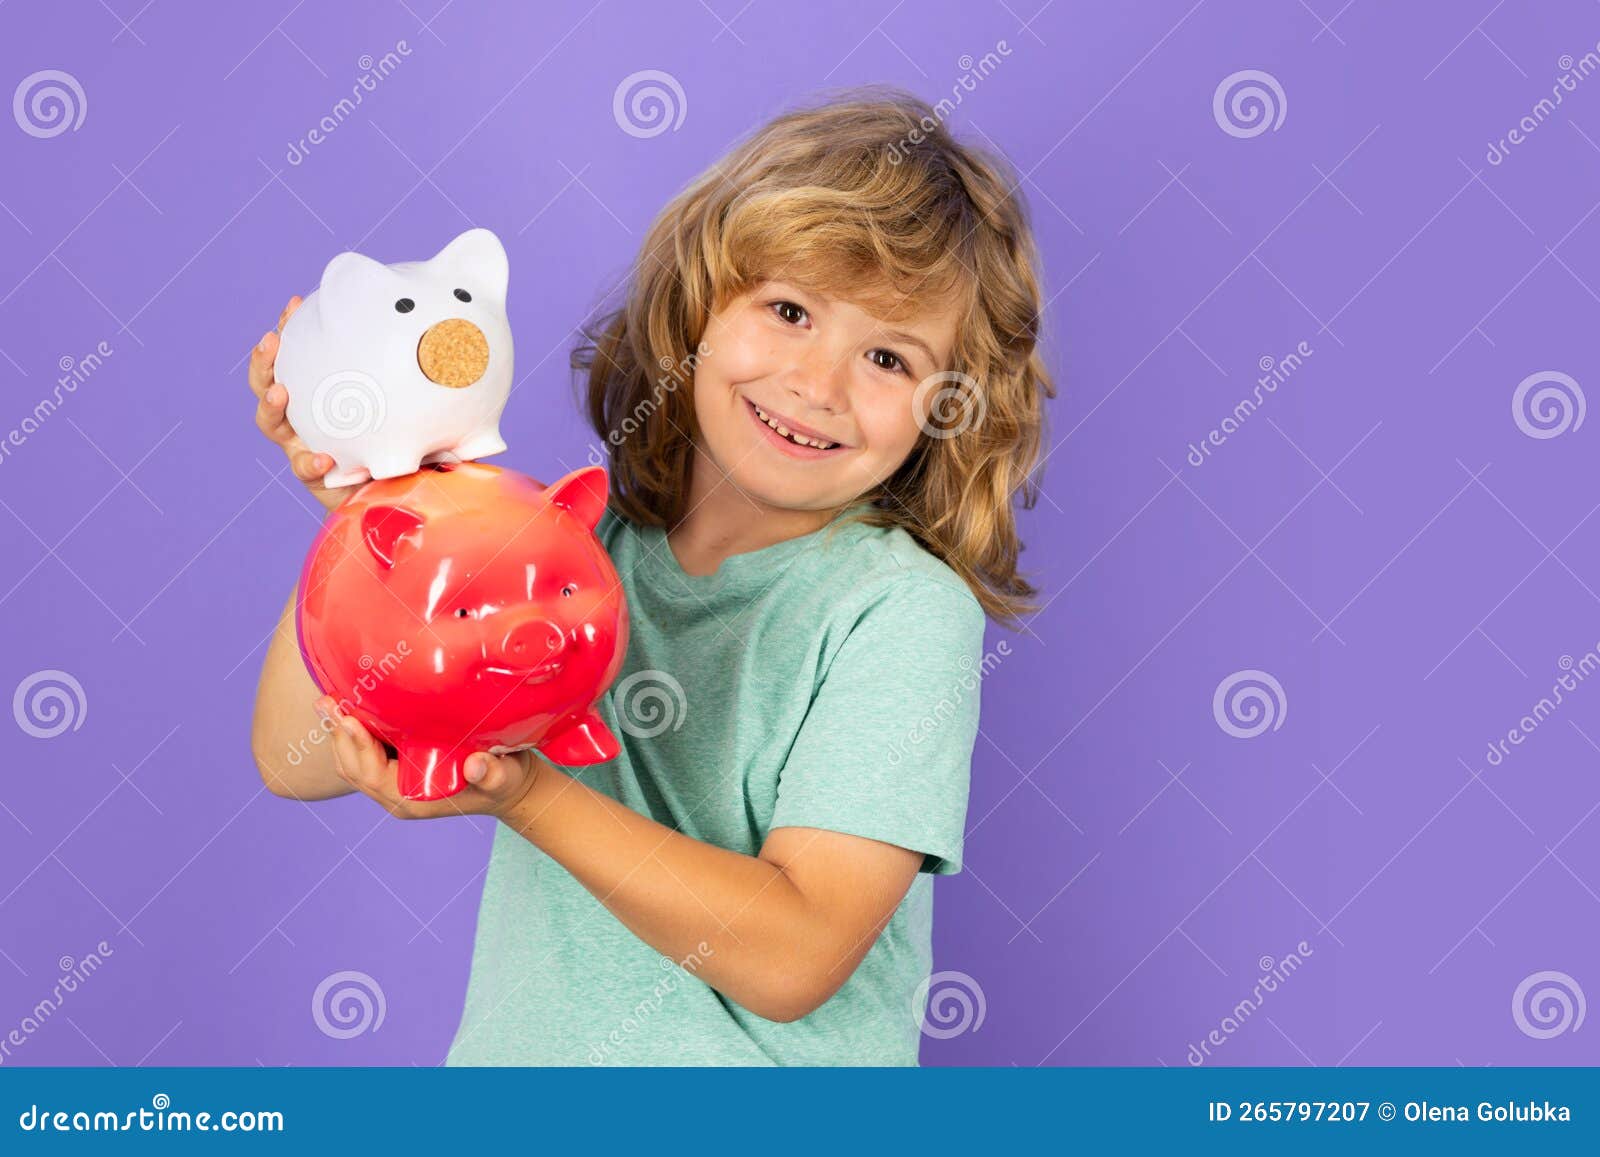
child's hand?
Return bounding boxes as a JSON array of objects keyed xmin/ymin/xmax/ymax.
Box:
[
  {"xmin": 315, "ymin": 696, "xmax": 545, "ymax": 820},
  {"xmin": 248, "ymin": 296, "xmax": 361, "ymax": 515}
]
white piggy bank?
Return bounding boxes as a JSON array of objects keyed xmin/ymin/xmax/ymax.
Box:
[{"xmin": 277, "ymin": 227, "xmax": 513, "ymax": 487}]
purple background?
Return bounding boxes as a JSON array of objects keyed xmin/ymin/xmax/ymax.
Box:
[{"xmin": 2, "ymin": 0, "xmax": 1597, "ymax": 1067}]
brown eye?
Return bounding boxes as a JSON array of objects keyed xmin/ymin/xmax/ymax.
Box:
[{"xmin": 773, "ymin": 301, "xmax": 805, "ymax": 324}]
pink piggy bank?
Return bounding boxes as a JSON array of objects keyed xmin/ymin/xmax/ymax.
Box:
[{"xmin": 295, "ymin": 461, "xmax": 629, "ymax": 801}]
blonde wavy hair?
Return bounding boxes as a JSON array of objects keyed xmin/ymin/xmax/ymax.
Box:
[{"xmin": 572, "ymin": 85, "xmax": 1056, "ymax": 626}]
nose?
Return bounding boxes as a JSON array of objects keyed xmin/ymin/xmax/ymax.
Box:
[
  {"xmin": 500, "ymin": 616, "xmax": 565, "ymax": 668},
  {"xmin": 781, "ymin": 343, "xmax": 850, "ymax": 414},
  {"xmin": 417, "ymin": 318, "xmax": 490, "ymax": 388}
]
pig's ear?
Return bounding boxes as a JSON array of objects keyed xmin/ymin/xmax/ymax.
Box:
[
  {"xmin": 428, "ymin": 227, "xmax": 509, "ymax": 303},
  {"xmin": 543, "ymin": 466, "xmax": 608, "ymax": 530},
  {"xmin": 361, "ymin": 505, "xmax": 426, "ymax": 569},
  {"xmin": 318, "ymin": 250, "xmax": 407, "ymax": 331}
]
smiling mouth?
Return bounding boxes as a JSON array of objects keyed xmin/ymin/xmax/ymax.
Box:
[{"xmin": 744, "ymin": 398, "xmax": 847, "ymax": 451}]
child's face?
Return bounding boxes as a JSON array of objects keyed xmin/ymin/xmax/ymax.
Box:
[{"xmin": 691, "ymin": 279, "xmax": 961, "ymax": 513}]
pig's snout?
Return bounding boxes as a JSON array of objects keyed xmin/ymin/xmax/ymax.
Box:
[
  {"xmin": 499, "ymin": 617, "xmax": 566, "ymax": 677},
  {"xmin": 418, "ymin": 318, "xmax": 490, "ymax": 388}
]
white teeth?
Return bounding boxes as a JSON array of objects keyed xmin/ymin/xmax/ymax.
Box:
[{"xmin": 752, "ymin": 404, "xmax": 837, "ymax": 449}]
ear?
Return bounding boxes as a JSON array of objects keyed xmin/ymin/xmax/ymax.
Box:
[
  {"xmin": 361, "ymin": 505, "xmax": 426, "ymax": 569},
  {"xmin": 428, "ymin": 227, "xmax": 509, "ymax": 302},
  {"xmin": 543, "ymin": 466, "xmax": 608, "ymax": 530},
  {"xmin": 317, "ymin": 250, "xmax": 408, "ymax": 331}
]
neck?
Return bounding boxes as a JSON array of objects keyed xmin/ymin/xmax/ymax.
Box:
[{"xmin": 665, "ymin": 445, "xmax": 846, "ymax": 577}]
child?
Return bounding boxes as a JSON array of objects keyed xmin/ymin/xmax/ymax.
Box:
[{"xmin": 248, "ymin": 86, "xmax": 1054, "ymax": 1066}]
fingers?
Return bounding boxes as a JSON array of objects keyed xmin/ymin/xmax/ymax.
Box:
[
  {"xmin": 252, "ymin": 377, "xmax": 294, "ymax": 443},
  {"xmin": 247, "ymin": 294, "xmax": 302, "ymax": 398},
  {"xmin": 463, "ymin": 750, "xmax": 542, "ymax": 820},
  {"xmin": 339, "ymin": 717, "xmax": 387, "ymax": 790},
  {"xmin": 319, "ymin": 699, "xmax": 382, "ymax": 793},
  {"xmin": 291, "ymin": 448, "xmax": 335, "ymax": 484},
  {"xmin": 316, "ymin": 698, "xmax": 491, "ymax": 821},
  {"xmin": 247, "ymin": 330, "xmax": 278, "ymax": 399},
  {"xmin": 249, "ymin": 299, "xmax": 336, "ymax": 481},
  {"xmin": 325, "ymin": 713, "xmax": 360, "ymax": 787},
  {"xmin": 249, "ymin": 296, "xmax": 348, "ymax": 496},
  {"xmin": 253, "ymin": 380, "xmax": 333, "ymax": 481},
  {"xmin": 464, "ymin": 751, "xmax": 513, "ymax": 794}
]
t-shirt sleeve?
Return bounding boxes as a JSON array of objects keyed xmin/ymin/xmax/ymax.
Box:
[{"xmin": 768, "ymin": 576, "xmax": 988, "ymax": 875}]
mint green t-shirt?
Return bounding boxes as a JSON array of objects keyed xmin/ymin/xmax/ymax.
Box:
[{"xmin": 444, "ymin": 501, "xmax": 987, "ymax": 1066}]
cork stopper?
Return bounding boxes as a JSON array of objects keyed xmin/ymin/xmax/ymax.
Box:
[{"xmin": 417, "ymin": 318, "xmax": 490, "ymax": 388}]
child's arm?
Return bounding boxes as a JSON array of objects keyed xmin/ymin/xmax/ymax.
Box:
[
  {"xmin": 245, "ymin": 296, "xmax": 369, "ymax": 801},
  {"xmin": 501, "ymin": 765, "xmax": 923, "ymax": 1022},
  {"xmin": 250, "ymin": 579, "xmax": 356, "ymax": 801},
  {"xmin": 481, "ymin": 581, "xmax": 986, "ymax": 1021},
  {"xmin": 322, "ymin": 705, "xmax": 921, "ymax": 1023},
  {"xmin": 319, "ymin": 572, "xmax": 982, "ymax": 1025}
]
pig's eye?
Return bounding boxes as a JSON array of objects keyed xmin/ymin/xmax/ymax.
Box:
[
  {"xmin": 454, "ymin": 607, "xmax": 470, "ymax": 618},
  {"xmin": 561, "ymin": 584, "xmax": 577, "ymax": 597},
  {"xmin": 453, "ymin": 288, "xmax": 472, "ymax": 303},
  {"xmin": 395, "ymin": 298, "xmax": 415, "ymax": 313}
]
